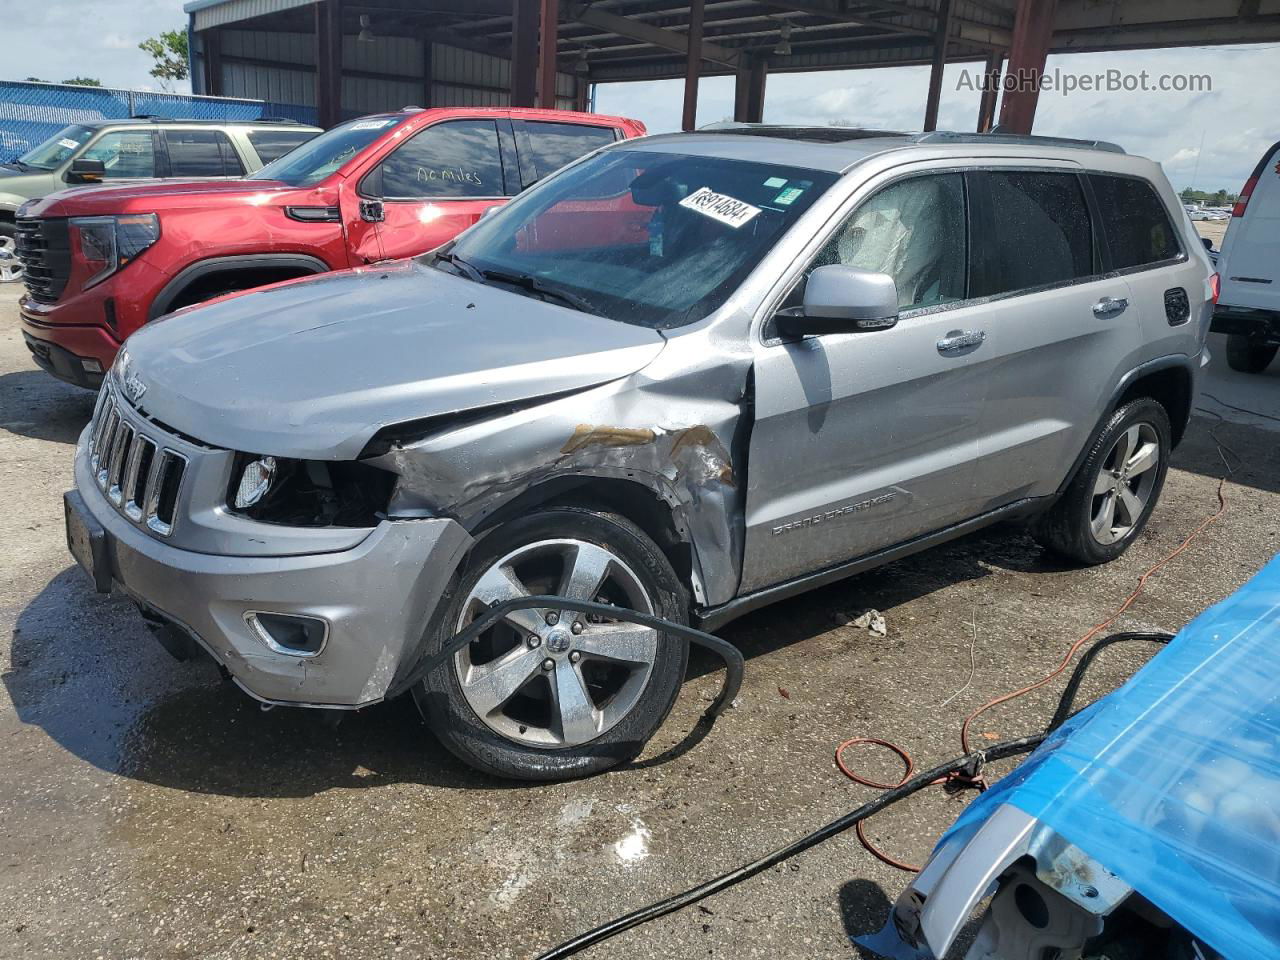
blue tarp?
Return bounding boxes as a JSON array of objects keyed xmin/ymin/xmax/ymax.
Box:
[{"xmin": 941, "ymin": 553, "xmax": 1280, "ymax": 959}]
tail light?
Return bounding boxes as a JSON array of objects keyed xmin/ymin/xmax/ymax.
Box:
[
  {"xmin": 1209, "ymin": 272, "xmax": 1220, "ymax": 305},
  {"xmin": 70, "ymin": 214, "xmax": 161, "ymax": 288},
  {"xmin": 1231, "ymin": 177, "xmax": 1257, "ymax": 218}
]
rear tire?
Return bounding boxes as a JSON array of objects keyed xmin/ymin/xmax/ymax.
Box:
[
  {"xmin": 1033, "ymin": 398, "xmax": 1171, "ymax": 566},
  {"xmin": 1225, "ymin": 334, "xmax": 1278, "ymax": 374},
  {"xmin": 415, "ymin": 506, "xmax": 690, "ymax": 781}
]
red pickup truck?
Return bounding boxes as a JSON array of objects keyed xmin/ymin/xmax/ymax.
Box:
[{"xmin": 18, "ymin": 107, "xmax": 645, "ymax": 388}]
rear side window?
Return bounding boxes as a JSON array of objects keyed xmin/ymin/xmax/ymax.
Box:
[
  {"xmin": 520, "ymin": 122, "xmax": 618, "ymax": 184},
  {"xmin": 377, "ymin": 119, "xmax": 505, "ymax": 199},
  {"xmin": 165, "ymin": 129, "xmax": 243, "ymax": 177},
  {"xmin": 976, "ymin": 171, "xmax": 1093, "ymax": 296},
  {"xmin": 812, "ymin": 173, "xmax": 968, "ymax": 310},
  {"xmin": 247, "ymin": 129, "xmax": 318, "ymax": 165},
  {"xmin": 1088, "ymin": 174, "xmax": 1182, "ymax": 269},
  {"xmin": 81, "ymin": 131, "xmax": 157, "ymax": 180}
]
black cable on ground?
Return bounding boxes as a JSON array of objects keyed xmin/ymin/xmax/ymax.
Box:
[
  {"xmin": 1201, "ymin": 391, "xmax": 1280, "ymax": 425},
  {"xmin": 400, "ymin": 595, "xmax": 745, "ymax": 719},
  {"xmin": 1047, "ymin": 630, "xmax": 1173, "ymax": 732},
  {"xmin": 533, "ymin": 734, "xmax": 1046, "ymax": 960},
  {"xmin": 532, "ymin": 629, "xmax": 1176, "ymax": 959}
]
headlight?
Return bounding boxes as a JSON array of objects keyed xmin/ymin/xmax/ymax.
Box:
[
  {"xmin": 70, "ymin": 213, "xmax": 160, "ymax": 289},
  {"xmin": 234, "ymin": 456, "xmax": 277, "ymax": 508}
]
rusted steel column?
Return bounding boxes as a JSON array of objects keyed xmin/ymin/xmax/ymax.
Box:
[
  {"xmin": 682, "ymin": 0, "xmax": 705, "ymax": 131},
  {"xmin": 511, "ymin": 0, "xmax": 539, "ymax": 108},
  {"xmin": 733, "ymin": 55, "xmax": 767, "ymax": 123},
  {"xmin": 314, "ymin": 0, "xmax": 343, "ymax": 128},
  {"xmin": 998, "ymin": 0, "xmax": 1058, "ymax": 134},
  {"xmin": 976, "ymin": 52, "xmax": 1003, "ymax": 131},
  {"xmin": 923, "ymin": 0, "xmax": 954, "ymax": 131},
  {"xmin": 538, "ymin": 0, "xmax": 559, "ymax": 108}
]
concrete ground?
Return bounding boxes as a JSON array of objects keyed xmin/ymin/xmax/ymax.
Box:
[{"xmin": 1, "ymin": 281, "xmax": 1277, "ymax": 960}]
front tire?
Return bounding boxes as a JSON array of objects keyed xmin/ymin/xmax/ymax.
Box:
[
  {"xmin": 1225, "ymin": 334, "xmax": 1278, "ymax": 374},
  {"xmin": 1034, "ymin": 398, "xmax": 1171, "ymax": 566},
  {"xmin": 415, "ymin": 507, "xmax": 690, "ymax": 781},
  {"xmin": 0, "ymin": 221, "xmax": 22, "ymax": 284}
]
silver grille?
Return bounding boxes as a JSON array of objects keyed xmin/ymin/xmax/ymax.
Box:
[{"xmin": 88, "ymin": 388, "xmax": 188, "ymax": 537}]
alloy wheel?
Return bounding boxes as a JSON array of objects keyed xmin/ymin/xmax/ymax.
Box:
[
  {"xmin": 0, "ymin": 235, "xmax": 22, "ymax": 283},
  {"xmin": 454, "ymin": 538, "xmax": 659, "ymax": 749},
  {"xmin": 1090, "ymin": 422, "xmax": 1161, "ymax": 545}
]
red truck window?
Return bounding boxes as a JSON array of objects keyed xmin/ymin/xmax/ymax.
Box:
[
  {"xmin": 378, "ymin": 119, "xmax": 506, "ymax": 200},
  {"xmin": 520, "ymin": 121, "xmax": 618, "ymax": 183}
]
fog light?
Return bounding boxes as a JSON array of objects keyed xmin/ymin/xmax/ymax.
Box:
[
  {"xmin": 81, "ymin": 358, "xmax": 104, "ymax": 373},
  {"xmin": 245, "ymin": 611, "xmax": 328, "ymax": 657},
  {"xmin": 234, "ymin": 456, "xmax": 277, "ymax": 508}
]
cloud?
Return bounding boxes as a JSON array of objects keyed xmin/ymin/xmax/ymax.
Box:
[
  {"xmin": 597, "ymin": 44, "xmax": 1276, "ymax": 192},
  {"xmin": 3, "ymin": 1, "xmax": 189, "ymax": 90}
]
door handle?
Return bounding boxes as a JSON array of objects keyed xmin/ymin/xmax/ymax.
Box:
[
  {"xmin": 1092, "ymin": 296, "xmax": 1128, "ymax": 318},
  {"xmin": 936, "ymin": 329, "xmax": 986, "ymax": 353}
]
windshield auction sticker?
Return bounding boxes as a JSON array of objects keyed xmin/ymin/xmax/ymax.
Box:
[{"xmin": 679, "ymin": 187, "xmax": 762, "ymax": 228}]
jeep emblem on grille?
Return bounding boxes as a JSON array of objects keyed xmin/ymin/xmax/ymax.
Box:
[{"xmin": 121, "ymin": 372, "xmax": 148, "ymax": 404}]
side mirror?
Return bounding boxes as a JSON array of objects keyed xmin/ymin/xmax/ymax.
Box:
[
  {"xmin": 776, "ymin": 265, "xmax": 900, "ymax": 337},
  {"xmin": 1201, "ymin": 237, "xmax": 1214, "ymax": 252},
  {"xmin": 67, "ymin": 158, "xmax": 106, "ymax": 183}
]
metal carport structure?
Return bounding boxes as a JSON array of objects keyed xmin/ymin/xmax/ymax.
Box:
[{"xmin": 185, "ymin": 0, "xmax": 1280, "ymax": 133}]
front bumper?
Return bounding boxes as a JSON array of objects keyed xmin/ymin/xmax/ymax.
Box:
[{"xmin": 71, "ymin": 430, "xmax": 473, "ymax": 707}]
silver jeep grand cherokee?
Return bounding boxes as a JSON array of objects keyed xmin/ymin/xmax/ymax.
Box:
[{"xmin": 66, "ymin": 126, "xmax": 1214, "ymax": 780}]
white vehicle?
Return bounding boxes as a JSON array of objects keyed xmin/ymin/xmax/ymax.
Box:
[{"xmin": 1212, "ymin": 139, "xmax": 1280, "ymax": 373}]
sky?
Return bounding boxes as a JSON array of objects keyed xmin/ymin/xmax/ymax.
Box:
[
  {"xmin": 4, "ymin": 2, "xmax": 1276, "ymax": 194},
  {"xmin": 595, "ymin": 44, "xmax": 1280, "ymax": 195}
]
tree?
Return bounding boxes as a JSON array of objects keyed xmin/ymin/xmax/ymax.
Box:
[
  {"xmin": 139, "ymin": 29, "xmax": 189, "ymax": 92},
  {"xmin": 62, "ymin": 77, "xmax": 103, "ymax": 87},
  {"xmin": 24, "ymin": 76, "xmax": 51, "ymax": 83}
]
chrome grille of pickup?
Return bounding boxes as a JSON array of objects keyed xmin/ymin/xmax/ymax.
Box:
[
  {"xmin": 15, "ymin": 217, "xmax": 71, "ymax": 304},
  {"xmin": 88, "ymin": 388, "xmax": 188, "ymax": 536}
]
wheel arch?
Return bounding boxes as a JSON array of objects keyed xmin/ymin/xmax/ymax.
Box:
[
  {"xmin": 468, "ymin": 474, "xmax": 701, "ymax": 613},
  {"xmin": 1055, "ymin": 355, "xmax": 1194, "ymax": 500},
  {"xmin": 148, "ymin": 253, "xmax": 331, "ymax": 320}
]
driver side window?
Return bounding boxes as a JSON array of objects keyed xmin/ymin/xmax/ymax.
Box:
[
  {"xmin": 81, "ymin": 131, "xmax": 157, "ymax": 180},
  {"xmin": 810, "ymin": 173, "xmax": 967, "ymax": 310}
]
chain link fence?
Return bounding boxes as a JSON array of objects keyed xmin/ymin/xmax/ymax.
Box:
[{"xmin": 0, "ymin": 80, "xmax": 317, "ymax": 161}]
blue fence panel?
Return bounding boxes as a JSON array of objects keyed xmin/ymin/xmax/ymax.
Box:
[{"xmin": 0, "ymin": 80, "xmax": 316, "ymax": 161}]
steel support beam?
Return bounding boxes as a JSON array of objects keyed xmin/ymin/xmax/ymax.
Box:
[
  {"xmin": 511, "ymin": 0, "xmax": 539, "ymax": 107},
  {"xmin": 975, "ymin": 51, "xmax": 1002, "ymax": 132},
  {"xmin": 923, "ymin": 0, "xmax": 954, "ymax": 131},
  {"xmin": 204, "ymin": 28, "xmax": 224, "ymax": 96},
  {"xmin": 315, "ymin": 0, "xmax": 343, "ymax": 128},
  {"xmin": 570, "ymin": 3, "xmax": 742, "ymax": 68},
  {"xmin": 538, "ymin": 0, "xmax": 559, "ymax": 107},
  {"xmin": 682, "ymin": 0, "xmax": 705, "ymax": 130},
  {"xmin": 998, "ymin": 0, "xmax": 1057, "ymax": 134},
  {"xmin": 733, "ymin": 55, "xmax": 767, "ymax": 122}
]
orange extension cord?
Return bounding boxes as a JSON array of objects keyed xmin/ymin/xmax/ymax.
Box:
[{"xmin": 836, "ymin": 474, "xmax": 1230, "ymax": 873}]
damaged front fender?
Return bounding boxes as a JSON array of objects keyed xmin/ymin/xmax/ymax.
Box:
[{"xmin": 365, "ymin": 328, "xmax": 754, "ymax": 608}]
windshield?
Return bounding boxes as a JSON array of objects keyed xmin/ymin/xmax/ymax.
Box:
[
  {"xmin": 442, "ymin": 149, "xmax": 838, "ymax": 329},
  {"xmin": 248, "ymin": 115, "xmax": 401, "ymax": 186},
  {"xmin": 15, "ymin": 125, "xmax": 95, "ymax": 170}
]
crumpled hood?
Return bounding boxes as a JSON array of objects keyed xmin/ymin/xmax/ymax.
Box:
[{"xmin": 122, "ymin": 260, "xmax": 667, "ymax": 459}]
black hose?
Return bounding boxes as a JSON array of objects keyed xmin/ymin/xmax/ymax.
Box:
[
  {"xmin": 532, "ymin": 628, "xmax": 1176, "ymax": 959},
  {"xmin": 534, "ymin": 734, "xmax": 1046, "ymax": 960},
  {"xmin": 399, "ymin": 595, "xmax": 745, "ymax": 720},
  {"xmin": 1047, "ymin": 630, "xmax": 1172, "ymax": 733}
]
